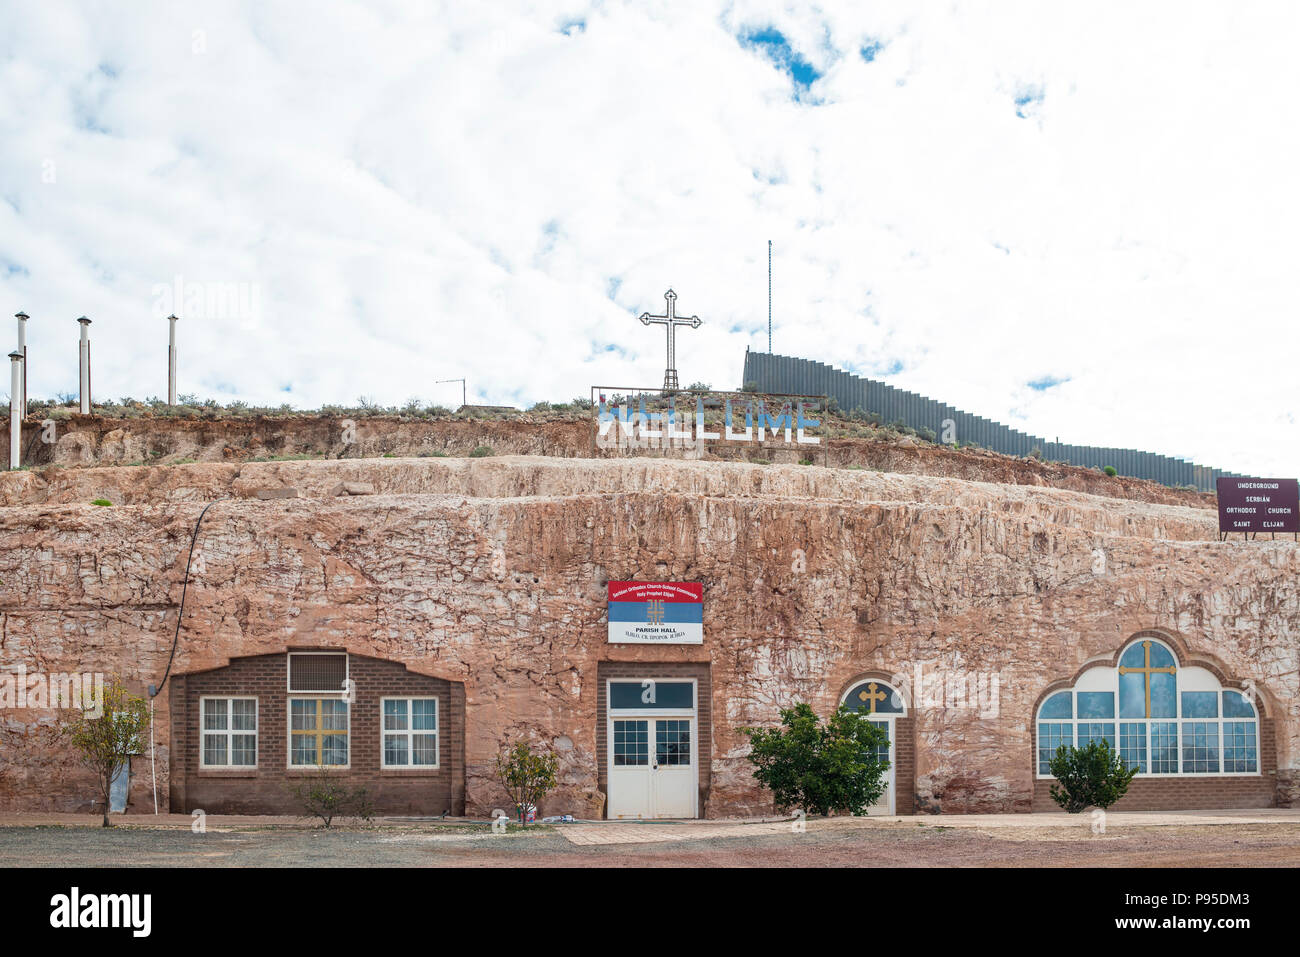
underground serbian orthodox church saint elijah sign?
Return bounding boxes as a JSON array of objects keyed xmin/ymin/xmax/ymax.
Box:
[
  {"xmin": 1216, "ymin": 477, "xmax": 1299, "ymax": 535},
  {"xmin": 607, "ymin": 582, "xmax": 704, "ymax": 644}
]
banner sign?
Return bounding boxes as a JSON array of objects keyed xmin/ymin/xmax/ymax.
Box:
[
  {"xmin": 607, "ymin": 581, "xmax": 703, "ymax": 644},
  {"xmin": 1216, "ymin": 478, "xmax": 1299, "ymax": 534},
  {"xmin": 593, "ymin": 388, "xmax": 823, "ymax": 451}
]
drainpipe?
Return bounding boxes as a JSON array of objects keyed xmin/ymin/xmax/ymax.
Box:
[
  {"xmin": 167, "ymin": 314, "xmax": 178, "ymax": 406},
  {"xmin": 77, "ymin": 316, "xmax": 92, "ymax": 414},
  {"xmin": 8, "ymin": 350, "xmax": 22, "ymax": 469}
]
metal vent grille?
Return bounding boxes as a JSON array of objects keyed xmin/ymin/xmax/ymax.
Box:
[{"xmin": 289, "ymin": 654, "xmax": 347, "ymax": 692}]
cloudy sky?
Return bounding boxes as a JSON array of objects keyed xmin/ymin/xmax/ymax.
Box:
[{"xmin": 1, "ymin": 1, "xmax": 1296, "ymax": 475}]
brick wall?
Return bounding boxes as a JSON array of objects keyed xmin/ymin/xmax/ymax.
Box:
[
  {"xmin": 892, "ymin": 714, "xmax": 916, "ymax": 814},
  {"xmin": 169, "ymin": 652, "xmax": 465, "ymax": 816}
]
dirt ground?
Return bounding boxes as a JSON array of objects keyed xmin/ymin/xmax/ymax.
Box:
[{"xmin": 2, "ymin": 817, "xmax": 1297, "ymax": 867}]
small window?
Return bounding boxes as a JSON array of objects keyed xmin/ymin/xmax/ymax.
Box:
[
  {"xmin": 609, "ymin": 680, "xmax": 694, "ymax": 710},
  {"xmin": 382, "ymin": 698, "xmax": 439, "ymax": 767},
  {"xmin": 1077, "ymin": 692, "xmax": 1114, "ymax": 719},
  {"xmin": 201, "ymin": 697, "xmax": 257, "ymax": 768},
  {"xmin": 1181, "ymin": 691, "xmax": 1218, "ymax": 718},
  {"xmin": 843, "ymin": 680, "xmax": 906, "ymax": 715},
  {"xmin": 1040, "ymin": 691, "xmax": 1072, "ymax": 719},
  {"xmin": 1223, "ymin": 691, "xmax": 1256, "ymax": 718},
  {"xmin": 288, "ymin": 652, "xmax": 348, "ymax": 693},
  {"xmin": 290, "ymin": 698, "xmax": 349, "ymax": 767}
]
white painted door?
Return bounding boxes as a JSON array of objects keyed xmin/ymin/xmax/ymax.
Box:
[
  {"xmin": 608, "ymin": 717, "xmax": 697, "ymax": 819},
  {"xmin": 651, "ymin": 718, "xmax": 695, "ymax": 818},
  {"xmin": 865, "ymin": 719, "xmax": 895, "ymax": 816}
]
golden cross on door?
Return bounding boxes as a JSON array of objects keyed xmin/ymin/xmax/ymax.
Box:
[
  {"xmin": 858, "ymin": 682, "xmax": 888, "ymax": 714},
  {"xmin": 1117, "ymin": 639, "xmax": 1176, "ymax": 718}
]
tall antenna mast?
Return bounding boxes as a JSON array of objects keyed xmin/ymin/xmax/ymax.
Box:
[{"xmin": 767, "ymin": 239, "xmax": 772, "ymax": 353}]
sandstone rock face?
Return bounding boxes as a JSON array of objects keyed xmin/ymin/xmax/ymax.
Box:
[
  {"xmin": 5, "ymin": 414, "xmax": 1214, "ymax": 508},
  {"xmin": 0, "ymin": 456, "xmax": 1294, "ymax": 817}
]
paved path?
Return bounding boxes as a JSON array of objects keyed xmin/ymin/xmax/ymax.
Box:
[
  {"xmin": 555, "ymin": 809, "xmax": 1300, "ymax": 845},
  {"xmin": 2, "ymin": 807, "xmax": 1296, "ymax": 839}
]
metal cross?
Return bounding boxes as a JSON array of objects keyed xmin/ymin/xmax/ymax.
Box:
[
  {"xmin": 858, "ymin": 682, "xmax": 888, "ymax": 714},
  {"xmin": 639, "ymin": 289, "xmax": 702, "ymax": 392},
  {"xmin": 1117, "ymin": 640, "xmax": 1176, "ymax": 718}
]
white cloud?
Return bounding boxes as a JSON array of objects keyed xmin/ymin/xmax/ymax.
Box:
[{"xmin": 0, "ymin": 0, "xmax": 1296, "ymax": 475}]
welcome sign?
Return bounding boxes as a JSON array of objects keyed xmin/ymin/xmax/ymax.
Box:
[{"xmin": 607, "ymin": 581, "xmax": 703, "ymax": 644}]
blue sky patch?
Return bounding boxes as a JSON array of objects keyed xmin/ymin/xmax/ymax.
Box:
[
  {"xmin": 860, "ymin": 39, "xmax": 883, "ymax": 63},
  {"xmin": 558, "ymin": 18, "xmax": 585, "ymax": 36},
  {"xmin": 1014, "ymin": 84, "xmax": 1045, "ymax": 119},
  {"xmin": 1027, "ymin": 375, "xmax": 1070, "ymax": 391},
  {"xmin": 739, "ymin": 27, "xmax": 822, "ymax": 96}
]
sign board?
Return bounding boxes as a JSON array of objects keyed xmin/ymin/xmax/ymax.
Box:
[
  {"xmin": 607, "ymin": 581, "xmax": 703, "ymax": 644},
  {"xmin": 1216, "ymin": 478, "xmax": 1299, "ymax": 534},
  {"xmin": 593, "ymin": 387, "xmax": 824, "ymax": 451}
]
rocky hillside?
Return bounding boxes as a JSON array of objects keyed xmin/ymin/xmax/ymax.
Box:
[{"xmin": 5, "ymin": 412, "xmax": 1215, "ymax": 509}]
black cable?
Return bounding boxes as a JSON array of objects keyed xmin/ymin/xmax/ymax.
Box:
[{"xmin": 153, "ymin": 498, "xmax": 222, "ymax": 697}]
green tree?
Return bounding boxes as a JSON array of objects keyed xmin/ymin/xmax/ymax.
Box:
[
  {"xmin": 740, "ymin": 703, "xmax": 890, "ymax": 816},
  {"xmin": 61, "ymin": 677, "xmax": 149, "ymax": 827},
  {"xmin": 496, "ymin": 741, "xmax": 558, "ymax": 826},
  {"xmin": 1047, "ymin": 740, "xmax": 1139, "ymax": 812}
]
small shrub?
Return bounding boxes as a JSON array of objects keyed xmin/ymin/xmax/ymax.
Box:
[
  {"xmin": 1047, "ymin": 740, "xmax": 1139, "ymax": 813},
  {"xmin": 740, "ymin": 703, "xmax": 889, "ymax": 816},
  {"xmin": 468, "ymin": 445, "xmax": 493, "ymax": 458},
  {"xmin": 750, "ymin": 457, "xmax": 770, "ymax": 465},
  {"xmin": 1103, "ymin": 465, "xmax": 1117, "ymax": 477},
  {"xmin": 495, "ymin": 741, "xmax": 558, "ymax": 826},
  {"xmin": 288, "ymin": 764, "xmax": 374, "ymax": 827},
  {"xmin": 60, "ymin": 677, "xmax": 149, "ymax": 827},
  {"xmin": 91, "ymin": 499, "xmax": 112, "ymax": 506},
  {"xmin": 799, "ymin": 457, "xmax": 814, "ymax": 466}
]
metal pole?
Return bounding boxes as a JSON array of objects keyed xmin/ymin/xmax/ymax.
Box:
[
  {"xmin": 77, "ymin": 316, "xmax": 92, "ymax": 414},
  {"xmin": 167, "ymin": 314, "xmax": 178, "ymax": 405},
  {"xmin": 15, "ymin": 312, "xmax": 28, "ymax": 419},
  {"xmin": 437, "ymin": 378, "xmax": 466, "ymax": 410},
  {"xmin": 767, "ymin": 240, "xmax": 772, "ymax": 353},
  {"xmin": 8, "ymin": 350, "xmax": 22, "ymax": 469}
]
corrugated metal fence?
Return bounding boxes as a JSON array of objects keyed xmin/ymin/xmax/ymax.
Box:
[{"xmin": 742, "ymin": 350, "xmax": 1235, "ymax": 491}]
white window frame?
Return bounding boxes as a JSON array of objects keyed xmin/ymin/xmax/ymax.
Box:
[
  {"xmin": 380, "ymin": 696, "xmax": 440, "ymax": 768},
  {"xmin": 1035, "ymin": 637, "xmax": 1261, "ymax": 779},
  {"xmin": 605, "ymin": 678, "xmax": 698, "ymax": 717},
  {"xmin": 199, "ymin": 696, "xmax": 258, "ymax": 769},
  {"xmin": 286, "ymin": 651, "xmax": 350, "ymax": 694},
  {"xmin": 287, "ymin": 695, "xmax": 351, "ymax": 770}
]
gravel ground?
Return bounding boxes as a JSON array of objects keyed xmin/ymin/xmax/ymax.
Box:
[{"xmin": 2, "ymin": 820, "xmax": 1298, "ymax": 867}]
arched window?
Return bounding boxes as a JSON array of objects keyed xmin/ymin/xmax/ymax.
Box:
[
  {"xmin": 1036, "ymin": 637, "xmax": 1259, "ymax": 778},
  {"xmin": 842, "ymin": 679, "xmax": 906, "ymax": 815}
]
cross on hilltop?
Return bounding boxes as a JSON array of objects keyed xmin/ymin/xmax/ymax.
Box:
[{"xmin": 639, "ymin": 289, "xmax": 702, "ymax": 391}]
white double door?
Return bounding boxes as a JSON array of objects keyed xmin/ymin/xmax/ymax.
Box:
[{"xmin": 607, "ymin": 716, "xmax": 697, "ymax": 819}]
